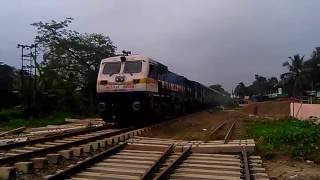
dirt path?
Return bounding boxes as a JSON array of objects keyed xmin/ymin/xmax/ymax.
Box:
[
  {"xmin": 265, "ymin": 156, "xmax": 320, "ymax": 179},
  {"xmin": 144, "ymin": 110, "xmax": 247, "ymax": 141}
]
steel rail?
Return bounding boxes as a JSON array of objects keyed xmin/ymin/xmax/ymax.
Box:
[
  {"xmin": 223, "ymin": 120, "xmax": 236, "ymax": 144},
  {"xmin": 154, "ymin": 145, "xmax": 191, "ymax": 180},
  {"xmin": 46, "ymin": 143, "xmax": 127, "ymax": 180},
  {"xmin": 0, "ymin": 127, "xmax": 26, "ymax": 137},
  {"xmin": 0, "ymin": 128, "xmax": 133, "ymax": 164},
  {"xmin": 141, "ymin": 144, "xmax": 174, "ymax": 180},
  {"xmin": 241, "ymin": 146, "xmax": 251, "ymax": 180},
  {"xmin": 208, "ymin": 120, "xmax": 228, "ymax": 137},
  {"xmin": 0, "ymin": 125, "xmax": 111, "ymax": 150}
]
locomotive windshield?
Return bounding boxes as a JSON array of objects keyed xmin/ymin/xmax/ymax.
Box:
[
  {"xmin": 124, "ymin": 61, "xmax": 142, "ymax": 74},
  {"xmin": 103, "ymin": 62, "xmax": 121, "ymax": 75}
]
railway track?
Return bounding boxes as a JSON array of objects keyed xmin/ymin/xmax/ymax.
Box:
[
  {"xmin": 0, "ymin": 113, "xmax": 269, "ymax": 180},
  {"xmin": 208, "ymin": 119, "xmax": 238, "ymax": 144},
  {"xmin": 0, "ymin": 126, "xmax": 154, "ymax": 179},
  {"xmin": 0, "ymin": 125, "xmax": 111, "ymax": 151},
  {"xmin": 0, "ymin": 127, "xmax": 137, "ymax": 166},
  {"xmin": 43, "ymin": 137, "xmax": 268, "ymax": 180},
  {"xmin": 0, "ymin": 120, "xmax": 106, "ymax": 146}
]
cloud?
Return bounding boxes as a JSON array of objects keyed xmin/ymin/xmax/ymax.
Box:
[{"xmin": 0, "ymin": 0, "xmax": 320, "ymax": 91}]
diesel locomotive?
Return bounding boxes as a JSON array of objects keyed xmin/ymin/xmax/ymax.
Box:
[{"xmin": 97, "ymin": 53, "xmax": 230, "ymax": 126}]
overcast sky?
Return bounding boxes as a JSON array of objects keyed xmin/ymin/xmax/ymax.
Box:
[{"xmin": 0, "ymin": 0, "xmax": 319, "ymax": 91}]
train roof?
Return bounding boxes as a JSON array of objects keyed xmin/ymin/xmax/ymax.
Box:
[{"xmin": 101, "ymin": 55, "xmax": 166, "ymax": 67}]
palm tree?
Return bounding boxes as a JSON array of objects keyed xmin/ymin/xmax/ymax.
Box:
[
  {"xmin": 281, "ymin": 54, "xmax": 310, "ymax": 96},
  {"xmin": 234, "ymin": 82, "xmax": 247, "ymax": 98},
  {"xmin": 304, "ymin": 48, "xmax": 320, "ymax": 89}
]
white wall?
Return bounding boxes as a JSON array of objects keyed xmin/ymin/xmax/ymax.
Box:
[{"xmin": 290, "ymin": 103, "xmax": 320, "ymax": 119}]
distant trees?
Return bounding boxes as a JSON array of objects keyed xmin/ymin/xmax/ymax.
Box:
[
  {"xmin": 30, "ymin": 18, "xmax": 117, "ymax": 114},
  {"xmin": 281, "ymin": 54, "xmax": 309, "ymax": 96},
  {"xmin": 209, "ymin": 84, "xmax": 230, "ymax": 96},
  {"xmin": 280, "ymin": 48, "xmax": 320, "ymax": 97},
  {"xmin": 235, "ymin": 47, "xmax": 320, "ymax": 98},
  {"xmin": 234, "ymin": 75, "xmax": 278, "ymax": 98},
  {"xmin": 0, "ymin": 63, "xmax": 19, "ymax": 109},
  {"xmin": 234, "ymin": 82, "xmax": 247, "ymax": 98}
]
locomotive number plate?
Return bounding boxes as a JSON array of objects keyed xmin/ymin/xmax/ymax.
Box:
[{"xmin": 105, "ymin": 84, "xmax": 134, "ymax": 89}]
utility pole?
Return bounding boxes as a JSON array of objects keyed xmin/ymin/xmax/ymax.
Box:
[
  {"xmin": 17, "ymin": 44, "xmax": 26, "ymax": 93},
  {"xmin": 17, "ymin": 43, "xmax": 38, "ymax": 117}
]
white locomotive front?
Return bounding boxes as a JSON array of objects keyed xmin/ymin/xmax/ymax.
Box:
[
  {"xmin": 97, "ymin": 55, "xmax": 158, "ymax": 94},
  {"xmin": 96, "ymin": 54, "xmax": 163, "ymax": 126}
]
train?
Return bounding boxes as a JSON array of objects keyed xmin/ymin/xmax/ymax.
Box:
[{"xmin": 96, "ymin": 53, "xmax": 232, "ymax": 126}]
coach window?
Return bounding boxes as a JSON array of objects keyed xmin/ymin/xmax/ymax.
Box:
[
  {"xmin": 103, "ymin": 62, "xmax": 121, "ymax": 75},
  {"xmin": 124, "ymin": 61, "xmax": 142, "ymax": 74}
]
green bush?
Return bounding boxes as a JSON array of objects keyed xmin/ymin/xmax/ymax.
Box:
[
  {"xmin": 0, "ymin": 108, "xmax": 23, "ymax": 122},
  {"xmin": 247, "ymin": 118, "xmax": 320, "ymax": 158},
  {"xmin": 0, "ymin": 112, "xmax": 69, "ymax": 131}
]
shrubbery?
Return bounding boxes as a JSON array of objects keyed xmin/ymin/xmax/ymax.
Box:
[
  {"xmin": 247, "ymin": 118, "xmax": 320, "ymax": 158},
  {"xmin": 0, "ymin": 112, "xmax": 69, "ymax": 130},
  {"xmin": 0, "ymin": 108, "xmax": 23, "ymax": 122}
]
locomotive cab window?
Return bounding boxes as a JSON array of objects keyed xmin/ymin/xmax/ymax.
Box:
[
  {"xmin": 103, "ymin": 62, "xmax": 121, "ymax": 75},
  {"xmin": 124, "ymin": 61, "xmax": 142, "ymax": 74}
]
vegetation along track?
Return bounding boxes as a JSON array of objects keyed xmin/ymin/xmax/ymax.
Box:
[{"xmin": 44, "ymin": 136, "xmax": 268, "ymax": 180}]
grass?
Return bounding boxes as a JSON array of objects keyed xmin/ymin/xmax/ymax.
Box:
[
  {"xmin": 246, "ymin": 118, "xmax": 320, "ymax": 160},
  {"xmin": 0, "ymin": 112, "xmax": 69, "ymax": 131}
]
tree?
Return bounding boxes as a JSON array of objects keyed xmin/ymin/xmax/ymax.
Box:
[
  {"xmin": 0, "ymin": 63, "xmax": 18, "ymax": 109},
  {"xmin": 304, "ymin": 47, "xmax": 320, "ymax": 89},
  {"xmin": 281, "ymin": 54, "xmax": 310, "ymax": 96},
  {"xmin": 0, "ymin": 63, "xmax": 15, "ymax": 91},
  {"xmin": 209, "ymin": 84, "xmax": 230, "ymax": 96},
  {"xmin": 31, "ymin": 18, "xmax": 116, "ymax": 113},
  {"xmin": 267, "ymin": 77, "xmax": 278, "ymax": 91},
  {"xmin": 234, "ymin": 82, "xmax": 247, "ymax": 98},
  {"xmin": 247, "ymin": 75, "xmax": 268, "ymax": 96}
]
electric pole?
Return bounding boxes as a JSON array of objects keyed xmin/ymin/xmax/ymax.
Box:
[{"xmin": 17, "ymin": 43, "xmax": 38, "ymax": 117}]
